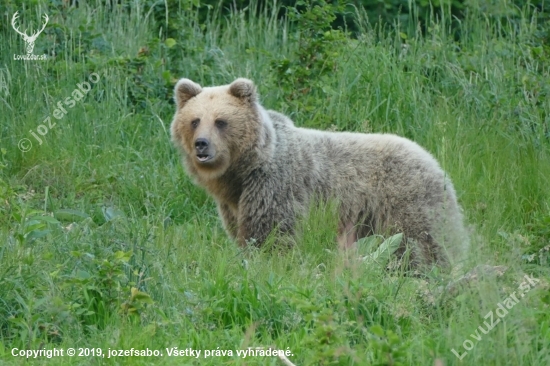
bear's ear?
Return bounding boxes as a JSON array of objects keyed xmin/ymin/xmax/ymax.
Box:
[
  {"xmin": 174, "ymin": 78, "xmax": 202, "ymax": 109},
  {"xmin": 229, "ymin": 78, "xmax": 257, "ymax": 103}
]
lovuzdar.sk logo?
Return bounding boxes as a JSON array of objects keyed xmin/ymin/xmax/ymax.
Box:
[{"xmin": 12, "ymin": 11, "xmax": 49, "ymax": 61}]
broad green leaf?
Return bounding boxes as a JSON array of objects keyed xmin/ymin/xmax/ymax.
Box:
[
  {"xmin": 370, "ymin": 324, "xmax": 385, "ymax": 337},
  {"xmin": 165, "ymin": 38, "xmax": 177, "ymax": 48},
  {"xmin": 54, "ymin": 209, "xmax": 89, "ymax": 222},
  {"xmin": 102, "ymin": 206, "xmax": 124, "ymax": 221},
  {"xmin": 30, "ymin": 215, "xmax": 60, "ymax": 224},
  {"xmin": 25, "ymin": 230, "xmax": 50, "ymax": 240},
  {"xmin": 362, "ymin": 233, "xmax": 403, "ymax": 266}
]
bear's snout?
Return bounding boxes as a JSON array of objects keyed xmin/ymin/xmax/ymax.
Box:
[
  {"xmin": 194, "ymin": 138, "xmax": 214, "ymax": 162},
  {"xmin": 195, "ymin": 138, "xmax": 209, "ymax": 152}
]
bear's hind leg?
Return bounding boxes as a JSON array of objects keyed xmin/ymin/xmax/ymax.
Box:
[{"xmin": 337, "ymin": 222, "xmax": 357, "ymax": 249}]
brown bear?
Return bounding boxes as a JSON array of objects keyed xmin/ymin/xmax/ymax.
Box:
[{"xmin": 170, "ymin": 78, "xmax": 469, "ymax": 268}]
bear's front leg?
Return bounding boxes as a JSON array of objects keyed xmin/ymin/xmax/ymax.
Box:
[
  {"xmin": 236, "ymin": 183, "xmax": 295, "ymax": 247},
  {"xmin": 217, "ymin": 203, "xmax": 238, "ymax": 239}
]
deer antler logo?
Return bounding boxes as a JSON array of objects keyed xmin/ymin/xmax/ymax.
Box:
[{"xmin": 11, "ymin": 12, "xmax": 49, "ymax": 55}]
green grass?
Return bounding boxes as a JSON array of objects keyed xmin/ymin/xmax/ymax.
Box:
[{"xmin": 1, "ymin": 0, "xmax": 549, "ymax": 365}]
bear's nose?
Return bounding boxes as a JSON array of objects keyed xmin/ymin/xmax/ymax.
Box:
[{"xmin": 195, "ymin": 138, "xmax": 209, "ymax": 153}]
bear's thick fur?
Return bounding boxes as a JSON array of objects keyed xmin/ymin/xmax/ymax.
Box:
[{"xmin": 170, "ymin": 78, "xmax": 469, "ymax": 268}]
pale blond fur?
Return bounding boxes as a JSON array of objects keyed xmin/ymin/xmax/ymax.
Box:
[{"xmin": 170, "ymin": 78, "xmax": 469, "ymax": 268}]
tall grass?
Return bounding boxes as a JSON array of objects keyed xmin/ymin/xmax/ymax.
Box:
[{"xmin": 0, "ymin": 0, "xmax": 549, "ymax": 365}]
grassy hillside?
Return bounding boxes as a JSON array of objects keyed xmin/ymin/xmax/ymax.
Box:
[{"xmin": 0, "ymin": 0, "xmax": 549, "ymax": 365}]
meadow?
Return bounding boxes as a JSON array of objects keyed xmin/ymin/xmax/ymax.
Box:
[{"xmin": 0, "ymin": 0, "xmax": 549, "ymax": 365}]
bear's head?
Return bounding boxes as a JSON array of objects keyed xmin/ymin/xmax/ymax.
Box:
[{"xmin": 170, "ymin": 78, "xmax": 272, "ymax": 180}]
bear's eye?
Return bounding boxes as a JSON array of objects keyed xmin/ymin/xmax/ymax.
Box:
[
  {"xmin": 215, "ymin": 119, "xmax": 227, "ymax": 129},
  {"xmin": 191, "ymin": 119, "xmax": 200, "ymax": 128}
]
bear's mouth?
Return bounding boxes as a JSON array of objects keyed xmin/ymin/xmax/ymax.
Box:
[{"xmin": 196, "ymin": 153, "xmax": 213, "ymax": 162}]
